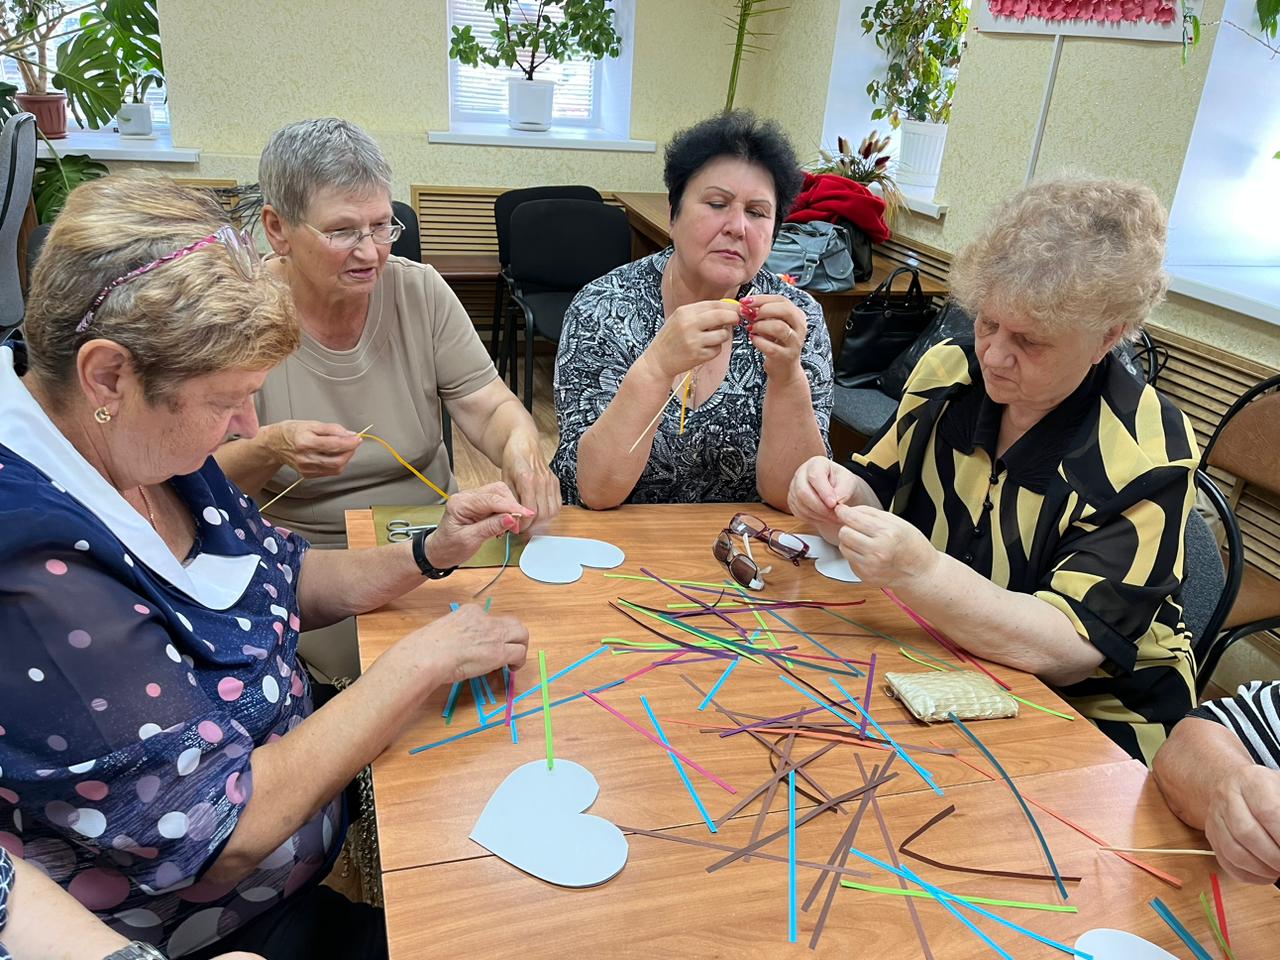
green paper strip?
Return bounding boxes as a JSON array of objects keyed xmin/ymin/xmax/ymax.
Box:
[
  {"xmin": 900, "ymin": 648, "xmax": 949, "ymax": 671},
  {"xmin": 1200, "ymin": 892, "xmax": 1237, "ymax": 960},
  {"xmin": 1009, "ymin": 694, "xmax": 1075, "ymax": 721},
  {"xmin": 606, "ymin": 573, "xmax": 736, "ymax": 589},
  {"xmin": 840, "ymin": 880, "xmax": 1078, "ymax": 913},
  {"xmin": 539, "ymin": 650, "xmax": 553, "ymax": 770}
]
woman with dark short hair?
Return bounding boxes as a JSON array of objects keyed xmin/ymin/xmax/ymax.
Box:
[{"xmin": 550, "ymin": 111, "xmax": 833, "ymax": 509}]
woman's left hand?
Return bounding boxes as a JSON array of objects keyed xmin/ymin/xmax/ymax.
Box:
[
  {"xmin": 427, "ymin": 482, "xmax": 534, "ymax": 568},
  {"xmin": 834, "ymin": 503, "xmax": 940, "ymax": 589},
  {"xmin": 746, "ymin": 294, "xmax": 807, "ymax": 383},
  {"xmin": 501, "ymin": 441, "xmax": 561, "ymax": 533}
]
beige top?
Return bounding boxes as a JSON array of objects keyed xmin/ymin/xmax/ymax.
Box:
[{"xmin": 255, "ymin": 256, "xmax": 497, "ymax": 545}]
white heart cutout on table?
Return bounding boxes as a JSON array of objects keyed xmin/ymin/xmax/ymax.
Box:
[
  {"xmin": 796, "ymin": 534, "xmax": 861, "ymax": 584},
  {"xmin": 470, "ymin": 759, "xmax": 628, "ymax": 887},
  {"xmin": 519, "ymin": 535, "xmax": 624, "ymax": 584},
  {"xmin": 1074, "ymin": 929, "xmax": 1179, "ymax": 959}
]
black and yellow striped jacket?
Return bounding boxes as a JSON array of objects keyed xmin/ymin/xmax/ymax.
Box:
[{"xmin": 851, "ymin": 342, "xmax": 1198, "ymax": 763}]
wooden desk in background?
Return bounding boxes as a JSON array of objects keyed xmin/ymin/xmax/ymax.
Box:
[
  {"xmin": 613, "ymin": 191, "xmax": 949, "ymax": 351},
  {"xmin": 348, "ymin": 503, "xmax": 1277, "ymax": 958}
]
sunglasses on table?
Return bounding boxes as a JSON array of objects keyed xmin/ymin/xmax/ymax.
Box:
[{"xmin": 712, "ymin": 514, "xmax": 810, "ymax": 591}]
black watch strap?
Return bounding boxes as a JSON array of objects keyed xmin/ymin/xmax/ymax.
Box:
[{"xmin": 411, "ymin": 526, "xmax": 457, "ymax": 579}]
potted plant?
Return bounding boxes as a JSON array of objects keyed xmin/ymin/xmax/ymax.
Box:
[
  {"xmin": 449, "ymin": 0, "xmax": 622, "ymax": 132},
  {"xmin": 810, "ymin": 131, "xmax": 905, "ymax": 221},
  {"xmin": 54, "ymin": 0, "xmax": 163, "ymax": 137},
  {"xmin": 861, "ymin": 0, "xmax": 968, "ymax": 189},
  {"xmin": 0, "ymin": 1, "xmax": 78, "ymax": 139}
]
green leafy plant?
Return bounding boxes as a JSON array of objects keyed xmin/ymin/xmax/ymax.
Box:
[
  {"xmin": 32, "ymin": 150, "xmax": 106, "ymax": 221},
  {"xmin": 448, "ymin": 0, "xmax": 622, "ymax": 81},
  {"xmin": 54, "ymin": 0, "xmax": 162, "ymax": 129},
  {"xmin": 723, "ymin": 0, "xmax": 789, "ymax": 112},
  {"xmin": 861, "ymin": 0, "xmax": 969, "ymax": 128},
  {"xmin": 0, "ymin": 1, "xmax": 88, "ymax": 94},
  {"xmin": 810, "ymin": 131, "xmax": 905, "ymax": 220},
  {"xmin": 0, "ymin": 80, "xmax": 106, "ymax": 222}
]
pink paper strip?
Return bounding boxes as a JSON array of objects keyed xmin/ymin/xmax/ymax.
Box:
[{"xmin": 582, "ymin": 690, "xmax": 736, "ymax": 794}]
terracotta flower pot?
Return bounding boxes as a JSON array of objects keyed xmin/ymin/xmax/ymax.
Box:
[{"xmin": 15, "ymin": 92, "xmax": 68, "ymax": 139}]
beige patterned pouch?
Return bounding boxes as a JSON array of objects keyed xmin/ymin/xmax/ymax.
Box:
[{"xmin": 883, "ymin": 670, "xmax": 1019, "ymax": 723}]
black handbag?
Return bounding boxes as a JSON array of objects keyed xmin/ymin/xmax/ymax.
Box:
[
  {"xmin": 835, "ymin": 266, "xmax": 937, "ymax": 386},
  {"xmin": 877, "ymin": 300, "xmax": 974, "ymax": 400}
]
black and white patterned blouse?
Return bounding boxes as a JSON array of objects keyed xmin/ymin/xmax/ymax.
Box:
[
  {"xmin": 1188, "ymin": 680, "xmax": 1280, "ymax": 770},
  {"xmin": 550, "ymin": 247, "xmax": 834, "ymax": 506}
]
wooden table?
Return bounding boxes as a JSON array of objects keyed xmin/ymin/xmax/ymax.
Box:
[
  {"xmin": 613, "ymin": 191, "xmax": 949, "ymax": 349},
  {"xmin": 349, "ymin": 503, "xmax": 1278, "ymax": 957}
]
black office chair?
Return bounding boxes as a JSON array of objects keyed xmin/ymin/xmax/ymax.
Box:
[
  {"xmin": 507, "ymin": 198, "xmax": 631, "ymax": 410},
  {"xmin": 0, "ymin": 112, "xmax": 36, "ymax": 337},
  {"xmin": 390, "ymin": 199, "xmax": 422, "ymax": 263},
  {"xmin": 492, "ymin": 185, "xmax": 603, "ymax": 389},
  {"xmin": 1184, "ymin": 469, "xmax": 1244, "ymax": 693},
  {"xmin": 389, "ymin": 198, "xmax": 452, "ymax": 467}
]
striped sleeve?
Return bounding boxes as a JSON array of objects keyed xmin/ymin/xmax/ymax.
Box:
[{"xmin": 1188, "ymin": 681, "xmax": 1280, "ymax": 770}]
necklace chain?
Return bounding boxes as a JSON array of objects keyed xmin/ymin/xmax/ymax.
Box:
[{"xmin": 136, "ymin": 485, "xmax": 157, "ymax": 531}]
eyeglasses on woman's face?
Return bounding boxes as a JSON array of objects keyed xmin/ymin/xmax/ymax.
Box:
[{"xmin": 303, "ymin": 217, "xmax": 404, "ymax": 250}]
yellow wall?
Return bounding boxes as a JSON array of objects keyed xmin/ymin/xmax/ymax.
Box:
[
  {"xmin": 153, "ymin": 0, "xmax": 741, "ymax": 194},
  {"xmin": 141, "ymin": 0, "xmax": 1276, "ymax": 365}
]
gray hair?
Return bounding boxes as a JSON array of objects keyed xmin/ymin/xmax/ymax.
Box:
[
  {"xmin": 258, "ymin": 118, "xmax": 393, "ymax": 224},
  {"xmin": 949, "ymin": 177, "xmax": 1169, "ymax": 341}
]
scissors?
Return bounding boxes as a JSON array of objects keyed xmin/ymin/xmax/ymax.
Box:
[{"xmin": 386, "ymin": 519, "xmax": 435, "ymax": 542}]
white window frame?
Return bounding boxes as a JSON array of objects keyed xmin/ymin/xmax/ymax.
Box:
[{"xmin": 442, "ymin": 0, "xmax": 640, "ymax": 142}]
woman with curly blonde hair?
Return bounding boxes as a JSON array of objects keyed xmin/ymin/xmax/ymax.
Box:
[{"xmin": 789, "ymin": 178, "xmax": 1197, "ymax": 764}]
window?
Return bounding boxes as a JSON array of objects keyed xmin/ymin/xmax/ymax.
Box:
[
  {"xmin": 446, "ymin": 0, "xmax": 634, "ymax": 133},
  {"xmin": 1, "ymin": 18, "xmax": 168, "ymax": 130},
  {"xmin": 1165, "ymin": 0, "xmax": 1280, "ymax": 325}
]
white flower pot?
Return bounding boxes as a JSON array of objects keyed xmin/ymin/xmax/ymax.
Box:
[
  {"xmin": 896, "ymin": 119, "xmax": 948, "ymax": 189},
  {"xmin": 116, "ymin": 102, "xmax": 153, "ymax": 137},
  {"xmin": 507, "ymin": 78, "xmax": 554, "ymax": 132}
]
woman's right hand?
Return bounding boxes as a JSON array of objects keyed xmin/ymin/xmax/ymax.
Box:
[
  {"xmin": 788, "ymin": 456, "xmax": 859, "ymax": 529},
  {"xmin": 404, "ymin": 603, "xmax": 530, "ymax": 684},
  {"xmin": 426, "ymin": 482, "xmax": 534, "ymax": 569},
  {"xmin": 644, "ymin": 300, "xmax": 741, "ymax": 381},
  {"xmin": 264, "ymin": 420, "xmax": 362, "ymax": 477}
]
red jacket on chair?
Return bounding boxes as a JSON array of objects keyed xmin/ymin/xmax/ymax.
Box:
[{"xmin": 785, "ymin": 172, "xmax": 891, "ymax": 244}]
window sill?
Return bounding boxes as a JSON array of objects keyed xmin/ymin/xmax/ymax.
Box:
[
  {"xmin": 899, "ymin": 183, "xmax": 947, "ymax": 220},
  {"xmin": 35, "ymin": 127, "xmax": 199, "ymax": 163},
  {"xmin": 428, "ymin": 122, "xmax": 655, "ymax": 153},
  {"xmin": 1166, "ymin": 264, "xmax": 1280, "ymax": 327}
]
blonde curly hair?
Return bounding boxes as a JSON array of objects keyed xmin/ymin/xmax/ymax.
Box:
[
  {"xmin": 24, "ymin": 174, "xmax": 298, "ymax": 407},
  {"xmin": 949, "ymin": 177, "xmax": 1168, "ymax": 341}
]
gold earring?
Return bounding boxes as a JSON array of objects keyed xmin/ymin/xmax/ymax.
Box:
[{"xmin": 94, "ymin": 406, "xmax": 112, "ymax": 424}]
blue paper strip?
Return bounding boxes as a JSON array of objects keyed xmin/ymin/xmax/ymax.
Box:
[
  {"xmin": 639, "ymin": 694, "xmax": 716, "ymax": 834},
  {"xmin": 1150, "ymin": 897, "xmax": 1213, "ymax": 960},
  {"xmin": 698, "ymin": 657, "xmax": 741, "ymax": 711},
  {"xmin": 830, "ymin": 676, "xmax": 942, "ymax": 796}
]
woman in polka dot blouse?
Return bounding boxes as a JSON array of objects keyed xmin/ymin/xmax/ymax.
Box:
[{"xmin": 0, "ymin": 176, "xmax": 530, "ymax": 959}]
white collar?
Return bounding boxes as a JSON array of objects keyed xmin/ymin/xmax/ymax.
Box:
[{"xmin": 0, "ymin": 346, "xmax": 259, "ymax": 610}]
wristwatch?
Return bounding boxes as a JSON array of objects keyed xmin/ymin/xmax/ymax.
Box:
[
  {"xmin": 411, "ymin": 525, "xmax": 457, "ymax": 580},
  {"xmin": 103, "ymin": 942, "xmax": 167, "ymax": 960}
]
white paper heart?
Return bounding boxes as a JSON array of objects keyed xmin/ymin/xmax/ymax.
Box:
[
  {"xmin": 470, "ymin": 759, "xmax": 629, "ymax": 887},
  {"xmin": 1074, "ymin": 929, "xmax": 1179, "ymax": 960},
  {"xmin": 796, "ymin": 534, "xmax": 861, "ymax": 583},
  {"xmin": 519, "ymin": 535, "xmax": 624, "ymax": 584}
]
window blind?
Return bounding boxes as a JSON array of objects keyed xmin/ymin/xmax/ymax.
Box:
[{"xmin": 448, "ymin": 0, "xmax": 598, "ymax": 124}]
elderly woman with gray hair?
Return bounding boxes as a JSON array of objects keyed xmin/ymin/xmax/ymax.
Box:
[
  {"xmin": 216, "ymin": 118, "xmax": 559, "ymax": 546},
  {"xmin": 0, "ymin": 175, "xmax": 529, "ymax": 959},
  {"xmin": 789, "ymin": 178, "xmax": 1198, "ymax": 764}
]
